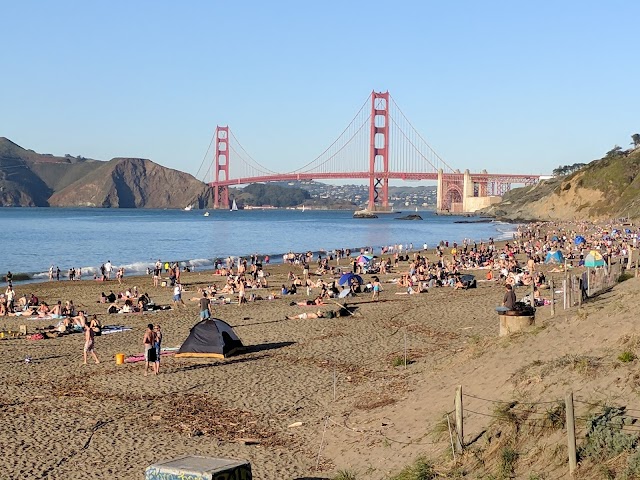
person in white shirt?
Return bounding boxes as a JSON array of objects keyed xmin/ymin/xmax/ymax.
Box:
[{"xmin": 172, "ymin": 283, "xmax": 185, "ymax": 307}]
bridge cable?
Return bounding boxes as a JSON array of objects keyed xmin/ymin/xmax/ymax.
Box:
[
  {"xmin": 389, "ymin": 95, "xmax": 455, "ymax": 173},
  {"xmin": 229, "ymin": 130, "xmax": 280, "ymax": 176},
  {"xmin": 194, "ymin": 129, "xmax": 217, "ymax": 182},
  {"xmin": 388, "ymin": 114, "xmax": 458, "ymax": 175},
  {"xmin": 288, "ymin": 93, "xmax": 372, "ymax": 174}
]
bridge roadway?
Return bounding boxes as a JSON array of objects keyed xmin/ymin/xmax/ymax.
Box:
[{"xmin": 209, "ymin": 171, "xmax": 539, "ymax": 187}]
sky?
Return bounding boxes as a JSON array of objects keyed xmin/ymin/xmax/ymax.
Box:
[{"xmin": 1, "ymin": 1, "xmax": 639, "ymax": 183}]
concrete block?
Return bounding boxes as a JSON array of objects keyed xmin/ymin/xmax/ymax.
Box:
[
  {"xmin": 499, "ymin": 315, "xmax": 535, "ymax": 336},
  {"xmin": 145, "ymin": 455, "xmax": 251, "ymax": 480}
]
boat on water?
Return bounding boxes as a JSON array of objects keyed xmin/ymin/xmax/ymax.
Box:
[
  {"xmin": 230, "ymin": 199, "xmax": 238, "ymax": 212},
  {"xmin": 203, "ymin": 211, "xmax": 210, "ymax": 217},
  {"xmin": 301, "ymin": 205, "xmax": 305, "ymax": 212},
  {"xmin": 184, "ymin": 204, "xmax": 193, "ymax": 211}
]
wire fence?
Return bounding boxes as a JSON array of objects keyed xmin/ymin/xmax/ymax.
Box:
[{"xmin": 452, "ymin": 386, "xmax": 640, "ymax": 477}]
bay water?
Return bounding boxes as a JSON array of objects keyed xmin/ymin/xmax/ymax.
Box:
[{"xmin": 0, "ymin": 208, "xmax": 516, "ymax": 282}]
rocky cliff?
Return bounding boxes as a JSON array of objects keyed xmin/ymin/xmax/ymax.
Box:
[
  {"xmin": 482, "ymin": 148, "xmax": 640, "ymax": 222},
  {"xmin": 0, "ymin": 137, "xmax": 214, "ymax": 208}
]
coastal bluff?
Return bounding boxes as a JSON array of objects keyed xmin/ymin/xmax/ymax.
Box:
[{"xmin": 0, "ymin": 137, "xmax": 213, "ymax": 208}]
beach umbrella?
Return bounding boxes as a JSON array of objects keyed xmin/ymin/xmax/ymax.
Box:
[
  {"xmin": 338, "ymin": 273, "xmax": 363, "ymax": 286},
  {"xmin": 584, "ymin": 250, "xmax": 605, "ymax": 268},
  {"xmin": 574, "ymin": 236, "xmax": 586, "ymax": 245},
  {"xmin": 356, "ymin": 254, "xmax": 372, "ymax": 265},
  {"xmin": 551, "ymin": 235, "xmax": 559, "ymax": 242}
]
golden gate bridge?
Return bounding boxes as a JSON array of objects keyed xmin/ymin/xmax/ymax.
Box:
[{"xmin": 198, "ymin": 91, "xmax": 541, "ymax": 213}]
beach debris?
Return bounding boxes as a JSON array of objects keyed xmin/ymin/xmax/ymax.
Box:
[
  {"xmin": 288, "ymin": 421, "xmax": 303, "ymax": 428},
  {"xmin": 24, "ymin": 355, "xmax": 32, "ymax": 364}
]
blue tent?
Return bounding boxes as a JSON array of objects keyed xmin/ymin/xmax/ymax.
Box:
[
  {"xmin": 574, "ymin": 236, "xmax": 586, "ymax": 245},
  {"xmin": 544, "ymin": 250, "xmax": 565, "ymax": 264},
  {"xmin": 338, "ymin": 273, "xmax": 363, "ymax": 286}
]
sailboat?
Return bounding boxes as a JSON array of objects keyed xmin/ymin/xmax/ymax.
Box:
[
  {"xmin": 230, "ymin": 199, "xmax": 238, "ymax": 212},
  {"xmin": 301, "ymin": 205, "xmax": 305, "ymax": 212}
]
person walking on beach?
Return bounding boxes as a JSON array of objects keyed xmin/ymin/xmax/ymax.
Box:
[
  {"xmin": 83, "ymin": 322, "xmax": 100, "ymax": 365},
  {"xmin": 5, "ymin": 285, "xmax": 15, "ymax": 313},
  {"xmin": 105, "ymin": 260, "xmax": 113, "ymax": 280},
  {"xmin": 173, "ymin": 283, "xmax": 185, "ymax": 307},
  {"xmin": 143, "ymin": 324, "xmax": 156, "ymax": 376},
  {"xmin": 372, "ymin": 276, "xmax": 381, "ymax": 301}
]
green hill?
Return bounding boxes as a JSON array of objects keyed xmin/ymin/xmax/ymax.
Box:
[{"xmin": 483, "ymin": 147, "xmax": 640, "ymax": 221}]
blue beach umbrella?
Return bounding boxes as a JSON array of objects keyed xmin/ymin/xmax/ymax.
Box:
[
  {"xmin": 339, "ymin": 273, "xmax": 363, "ymax": 286},
  {"xmin": 574, "ymin": 236, "xmax": 586, "ymax": 245}
]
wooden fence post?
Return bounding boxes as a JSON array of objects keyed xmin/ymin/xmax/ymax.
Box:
[
  {"xmin": 565, "ymin": 391, "xmax": 577, "ymax": 475},
  {"xmin": 455, "ymin": 385, "xmax": 464, "ymax": 453},
  {"xmin": 577, "ymin": 275, "xmax": 582, "ymax": 307},
  {"xmin": 550, "ymin": 280, "xmax": 555, "ymax": 317},
  {"xmin": 563, "ymin": 279, "xmax": 567, "ymax": 310}
]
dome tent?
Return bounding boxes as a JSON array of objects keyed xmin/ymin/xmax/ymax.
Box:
[
  {"xmin": 544, "ymin": 250, "xmax": 564, "ymax": 264},
  {"xmin": 175, "ymin": 318, "xmax": 244, "ymax": 359}
]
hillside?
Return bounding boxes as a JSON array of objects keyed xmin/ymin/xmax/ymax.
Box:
[
  {"xmin": 0, "ymin": 137, "xmax": 214, "ymax": 208},
  {"xmin": 49, "ymin": 157, "xmax": 214, "ymax": 208},
  {"xmin": 483, "ymin": 148, "xmax": 640, "ymax": 221}
]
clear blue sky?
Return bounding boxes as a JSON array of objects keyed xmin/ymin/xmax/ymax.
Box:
[{"xmin": 2, "ymin": 1, "xmax": 639, "ymax": 182}]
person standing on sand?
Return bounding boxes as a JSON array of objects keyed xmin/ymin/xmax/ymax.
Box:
[
  {"xmin": 83, "ymin": 323, "xmax": 100, "ymax": 365},
  {"xmin": 200, "ymin": 292, "xmax": 211, "ymax": 319},
  {"xmin": 153, "ymin": 324, "xmax": 162, "ymax": 375},
  {"xmin": 153, "ymin": 263, "xmax": 161, "ymax": 288},
  {"xmin": 143, "ymin": 324, "xmax": 156, "ymax": 376}
]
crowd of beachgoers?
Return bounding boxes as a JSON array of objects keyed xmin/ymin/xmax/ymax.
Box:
[{"xmin": 2, "ymin": 219, "xmax": 637, "ymax": 324}]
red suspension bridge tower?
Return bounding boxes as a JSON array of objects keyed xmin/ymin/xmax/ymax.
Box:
[
  {"xmin": 368, "ymin": 91, "xmax": 390, "ymax": 211},
  {"xmin": 213, "ymin": 126, "xmax": 230, "ymax": 209}
]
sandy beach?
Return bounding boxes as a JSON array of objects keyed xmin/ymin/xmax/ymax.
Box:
[{"xmin": 2, "ymin": 237, "xmax": 639, "ymax": 479}]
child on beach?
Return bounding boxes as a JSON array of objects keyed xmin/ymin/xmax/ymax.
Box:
[{"xmin": 83, "ymin": 323, "xmax": 100, "ymax": 365}]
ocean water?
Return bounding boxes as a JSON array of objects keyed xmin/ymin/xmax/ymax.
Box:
[{"xmin": 0, "ymin": 208, "xmax": 517, "ymax": 281}]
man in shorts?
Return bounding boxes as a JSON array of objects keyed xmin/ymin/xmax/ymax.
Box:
[
  {"xmin": 173, "ymin": 283, "xmax": 185, "ymax": 307},
  {"xmin": 200, "ymin": 292, "xmax": 211, "ymax": 320},
  {"xmin": 143, "ymin": 324, "xmax": 156, "ymax": 376}
]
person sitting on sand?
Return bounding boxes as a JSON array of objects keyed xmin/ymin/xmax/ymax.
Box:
[
  {"xmin": 286, "ymin": 310, "xmax": 324, "ymax": 320},
  {"xmin": 120, "ymin": 299, "xmax": 133, "ymax": 313},
  {"xmin": 49, "ymin": 301, "xmax": 64, "ymax": 319}
]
